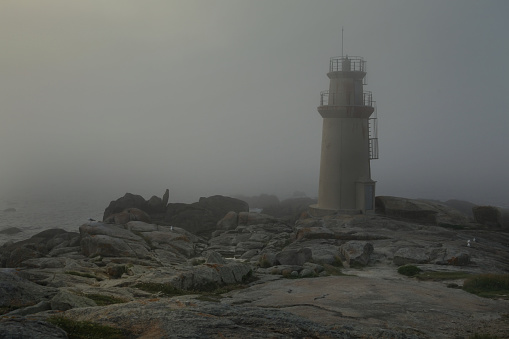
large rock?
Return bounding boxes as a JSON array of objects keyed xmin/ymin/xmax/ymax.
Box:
[
  {"xmin": 164, "ymin": 195, "xmax": 249, "ymax": 238},
  {"xmin": 79, "ymin": 222, "xmax": 151, "ymax": 259},
  {"xmin": 0, "ymin": 229, "xmax": 80, "ymax": 268},
  {"xmin": 208, "ymin": 214, "xmax": 293, "ymax": 260},
  {"xmin": 340, "ymin": 241, "xmax": 374, "ymax": 268},
  {"xmin": 375, "ymin": 196, "xmax": 470, "ymax": 226},
  {"xmin": 147, "ymin": 195, "xmax": 164, "ymax": 212},
  {"xmin": 61, "ymin": 298, "xmax": 350, "ymax": 338},
  {"xmin": 238, "ymin": 212, "xmax": 278, "ymax": 226},
  {"xmin": 275, "ymin": 248, "xmax": 312, "ymax": 266},
  {"xmin": 103, "ymin": 193, "xmax": 149, "ymax": 220},
  {"xmin": 162, "ymin": 188, "xmax": 170, "ymax": 207},
  {"xmin": 262, "ymin": 197, "xmax": 317, "ymax": 222},
  {"xmin": 0, "ymin": 269, "xmax": 58, "ymax": 309},
  {"xmin": 0, "ymin": 318, "xmax": 68, "ymax": 339},
  {"xmin": 393, "ymin": 247, "xmax": 429, "ymax": 266},
  {"xmin": 104, "ymin": 208, "xmax": 151, "ymax": 225},
  {"xmin": 217, "ymin": 211, "xmax": 239, "ymax": 230},
  {"xmin": 376, "ymin": 196, "xmax": 438, "ymax": 224},
  {"xmin": 473, "ymin": 206, "xmax": 502, "ymax": 228},
  {"xmin": 50, "ymin": 290, "xmax": 97, "ymax": 311},
  {"xmin": 136, "ymin": 262, "xmax": 252, "ymax": 291},
  {"xmin": 79, "ymin": 221, "xmax": 205, "ymax": 263}
]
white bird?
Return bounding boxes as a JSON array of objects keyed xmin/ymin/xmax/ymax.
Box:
[{"xmin": 467, "ymin": 240, "xmax": 471, "ymax": 247}]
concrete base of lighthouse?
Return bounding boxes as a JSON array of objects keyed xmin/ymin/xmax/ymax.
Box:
[
  {"xmin": 308, "ymin": 205, "xmax": 363, "ymax": 217},
  {"xmin": 309, "ymin": 179, "xmax": 377, "ymax": 217}
]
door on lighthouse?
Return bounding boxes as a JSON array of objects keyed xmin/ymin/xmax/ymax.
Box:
[{"xmin": 364, "ymin": 185, "xmax": 374, "ymax": 211}]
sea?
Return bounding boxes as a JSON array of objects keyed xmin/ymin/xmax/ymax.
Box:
[{"xmin": 0, "ymin": 197, "xmax": 107, "ymax": 246}]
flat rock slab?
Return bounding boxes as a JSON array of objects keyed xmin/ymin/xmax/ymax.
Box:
[{"xmin": 224, "ymin": 267, "xmax": 509, "ymax": 338}]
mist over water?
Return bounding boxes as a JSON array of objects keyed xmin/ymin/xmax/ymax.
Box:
[{"xmin": 1, "ymin": 1, "xmax": 508, "ymax": 211}]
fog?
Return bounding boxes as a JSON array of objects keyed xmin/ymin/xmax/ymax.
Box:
[{"xmin": 1, "ymin": 0, "xmax": 508, "ymax": 206}]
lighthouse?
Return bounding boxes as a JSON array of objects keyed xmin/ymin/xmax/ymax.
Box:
[{"xmin": 311, "ymin": 55, "xmax": 378, "ymax": 215}]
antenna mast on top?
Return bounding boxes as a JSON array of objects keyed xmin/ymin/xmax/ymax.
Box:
[{"xmin": 341, "ymin": 26, "xmax": 344, "ymax": 58}]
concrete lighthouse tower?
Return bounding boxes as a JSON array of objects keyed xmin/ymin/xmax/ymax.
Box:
[{"xmin": 311, "ymin": 54, "xmax": 378, "ymax": 215}]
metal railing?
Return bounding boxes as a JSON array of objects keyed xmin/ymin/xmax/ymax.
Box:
[
  {"xmin": 329, "ymin": 56, "xmax": 366, "ymax": 72},
  {"xmin": 320, "ymin": 90, "xmax": 373, "ymax": 106},
  {"xmin": 369, "ymin": 138, "xmax": 379, "ymax": 160},
  {"xmin": 369, "ymin": 103, "xmax": 379, "ymax": 160}
]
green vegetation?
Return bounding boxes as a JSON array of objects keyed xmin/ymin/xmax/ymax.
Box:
[
  {"xmin": 0, "ymin": 302, "xmax": 36, "ymax": 315},
  {"xmin": 190, "ymin": 258, "xmax": 205, "ymax": 266},
  {"xmin": 48, "ymin": 316, "xmax": 128, "ymax": 339},
  {"xmin": 322, "ymin": 263, "xmax": 345, "ymax": 276},
  {"xmin": 134, "ymin": 282, "xmax": 185, "ymax": 297},
  {"xmin": 469, "ymin": 333, "xmax": 501, "ymax": 339},
  {"xmin": 134, "ymin": 273, "xmax": 256, "ymax": 300},
  {"xmin": 331, "ymin": 255, "xmax": 344, "ymax": 268},
  {"xmin": 463, "ymin": 274, "xmax": 509, "ymax": 299},
  {"xmin": 438, "ymin": 223, "xmax": 466, "ymax": 230},
  {"xmin": 397, "ymin": 265, "xmax": 421, "ymax": 277},
  {"xmin": 82, "ymin": 294, "xmax": 127, "ymax": 306},
  {"xmin": 416, "ymin": 271, "xmax": 471, "ymax": 281},
  {"xmin": 65, "ymin": 271, "xmax": 102, "ymax": 281},
  {"xmin": 258, "ymin": 254, "xmax": 272, "ymax": 268}
]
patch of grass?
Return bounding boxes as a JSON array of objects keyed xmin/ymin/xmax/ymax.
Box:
[
  {"xmin": 438, "ymin": 223, "xmax": 466, "ymax": 230},
  {"xmin": 332, "ymin": 255, "xmax": 344, "ymax": 268},
  {"xmin": 397, "ymin": 265, "xmax": 421, "ymax": 277},
  {"xmin": 0, "ymin": 302, "xmax": 36, "ymax": 315},
  {"xmin": 82, "ymin": 294, "xmax": 127, "ymax": 306},
  {"xmin": 416, "ymin": 271, "xmax": 471, "ymax": 281},
  {"xmin": 469, "ymin": 333, "xmax": 501, "ymax": 339},
  {"xmin": 134, "ymin": 282, "xmax": 185, "ymax": 297},
  {"xmin": 463, "ymin": 274, "xmax": 509, "ymax": 299},
  {"xmin": 322, "ymin": 263, "xmax": 345, "ymax": 276},
  {"xmin": 135, "ymin": 280, "xmax": 253, "ymax": 302},
  {"xmin": 258, "ymin": 254, "xmax": 272, "ymax": 268},
  {"xmin": 191, "ymin": 258, "xmax": 205, "ymax": 266},
  {"xmin": 47, "ymin": 316, "xmax": 128, "ymax": 339},
  {"xmin": 195, "ymin": 294, "xmax": 222, "ymax": 302},
  {"xmin": 447, "ymin": 283, "xmax": 460, "ymax": 288},
  {"xmin": 65, "ymin": 271, "xmax": 102, "ymax": 281},
  {"xmin": 281, "ymin": 271, "xmax": 300, "ymax": 279}
]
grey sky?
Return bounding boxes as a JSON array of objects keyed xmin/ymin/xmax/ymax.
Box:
[{"xmin": 1, "ymin": 0, "xmax": 508, "ymax": 206}]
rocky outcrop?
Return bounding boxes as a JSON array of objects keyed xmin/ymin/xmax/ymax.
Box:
[
  {"xmin": 262, "ymin": 197, "xmax": 317, "ymax": 222},
  {"xmin": 103, "ymin": 193, "xmax": 150, "ymax": 220},
  {"xmin": 376, "ymin": 196, "xmax": 471, "ymax": 226},
  {"xmin": 79, "ymin": 221, "xmax": 205, "ymax": 265},
  {"xmin": 164, "ymin": 195, "xmax": 249, "ymax": 238},
  {"xmin": 0, "ymin": 229, "xmax": 80, "ymax": 268},
  {"xmin": 275, "ymin": 248, "xmax": 312, "ymax": 266},
  {"xmin": 393, "ymin": 247, "xmax": 429, "ymax": 266},
  {"xmin": 162, "ymin": 188, "xmax": 169, "ymax": 207},
  {"xmin": 473, "ymin": 205, "xmax": 502, "ymax": 228},
  {"xmin": 50, "ymin": 290, "xmax": 97, "ymax": 311},
  {"xmin": 103, "ymin": 207, "xmax": 152, "ymax": 225},
  {"xmin": 61, "ymin": 299, "xmax": 350, "ymax": 338},
  {"xmin": 208, "ymin": 212, "xmax": 293, "ymax": 260},
  {"xmin": 0, "ymin": 318, "xmax": 68, "ymax": 339},
  {"xmin": 0, "ymin": 269, "xmax": 58, "ymax": 309},
  {"xmin": 442, "ymin": 199, "xmax": 477, "ymax": 218},
  {"xmin": 2, "ymin": 194, "xmax": 509, "ymax": 339},
  {"xmin": 339, "ymin": 241, "xmax": 373, "ymax": 267}
]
